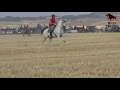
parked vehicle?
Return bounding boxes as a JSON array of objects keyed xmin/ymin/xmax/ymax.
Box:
[{"xmin": 86, "ymin": 26, "xmax": 99, "ymax": 32}]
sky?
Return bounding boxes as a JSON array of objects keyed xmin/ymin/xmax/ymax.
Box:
[{"xmin": 0, "ymin": 12, "xmax": 93, "ymax": 17}]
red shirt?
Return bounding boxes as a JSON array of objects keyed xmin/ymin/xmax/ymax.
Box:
[{"xmin": 49, "ymin": 17, "xmax": 56, "ymax": 26}]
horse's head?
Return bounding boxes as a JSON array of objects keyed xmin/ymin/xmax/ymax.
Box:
[
  {"xmin": 106, "ymin": 13, "xmax": 113, "ymax": 17},
  {"xmin": 106, "ymin": 14, "xmax": 109, "ymax": 17},
  {"xmin": 61, "ymin": 19, "xmax": 66, "ymax": 27},
  {"xmin": 62, "ymin": 19, "xmax": 66, "ymax": 23}
]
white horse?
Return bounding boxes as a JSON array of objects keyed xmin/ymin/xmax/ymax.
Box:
[{"xmin": 42, "ymin": 19, "xmax": 66, "ymax": 46}]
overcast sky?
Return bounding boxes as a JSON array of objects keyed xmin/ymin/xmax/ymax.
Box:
[{"xmin": 0, "ymin": 12, "xmax": 93, "ymax": 17}]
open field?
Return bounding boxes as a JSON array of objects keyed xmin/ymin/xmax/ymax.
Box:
[{"xmin": 0, "ymin": 33, "xmax": 120, "ymax": 78}]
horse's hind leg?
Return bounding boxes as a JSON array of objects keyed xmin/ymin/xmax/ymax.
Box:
[
  {"xmin": 28, "ymin": 33, "xmax": 30, "ymax": 37},
  {"xmin": 49, "ymin": 38, "xmax": 52, "ymax": 45},
  {"xmin": 42, "ymin": 37, "xmax": 47, "ymax": 45},
  {"xmin": 28, "ymin": 31, "xmax": 30, "ymax": 37},
  {"xmin": 29, "ymin": 31, "xmax": 31, "ymax": 37},
  {"xmin": 23, "ymin": 31, "xmax": 25, "ymax": 37}
]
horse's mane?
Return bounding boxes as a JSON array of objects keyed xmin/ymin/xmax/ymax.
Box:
[
  {"xmin": 106, "ymin": 13, "xmax": 116, "ymax": 18},
  {"xmin": 106, "ymin": 13, "xmax": 117, "ymax": 20}
]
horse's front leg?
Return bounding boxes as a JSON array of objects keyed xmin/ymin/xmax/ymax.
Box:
[
  {"xmin": 61, "ymin": 35, "xmax": 66, "ymax": 43},
  {"xmin": 58, "ymin": 36, "xmax": 62, "ymax": 46}
]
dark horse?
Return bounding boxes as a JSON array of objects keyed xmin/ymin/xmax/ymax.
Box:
[
  {"xmin": 106, "ymin": 13, "xmax": 117, "ymax": 21},
  {"xmin": 23, "ymin": 28, "xmax": 31, "ymax": 37},
  {"xmin": 40, "ymin": 26, "xmax": 48, "ymax": 35}
]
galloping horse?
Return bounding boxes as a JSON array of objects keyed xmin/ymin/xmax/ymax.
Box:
[
  {"xmin": 42, "ymin": 19, "xmax": 66, "ymax": 46},
  {"xmin": 106, "ymin": 13, "xmax": 117, "ymax": 21}
]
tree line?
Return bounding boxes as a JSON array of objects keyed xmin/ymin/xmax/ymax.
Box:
[
  {"xmin": 0, "ymin": 16, "xmax": 46, "ymax": 21},
  {"xmin": 0, "ymin": 13, "xmax": 102, "ymax": 21}
]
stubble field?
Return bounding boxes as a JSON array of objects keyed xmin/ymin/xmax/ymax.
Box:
[{"xmin": 0, "ymin": 33, "xmax": 120, "ymax": 78}]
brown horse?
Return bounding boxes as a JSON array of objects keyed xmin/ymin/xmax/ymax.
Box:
[{"xmin": 106, "ymin": 13, "xmax": 117, "ymax": 21}]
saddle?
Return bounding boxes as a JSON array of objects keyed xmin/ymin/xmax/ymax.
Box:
[
  {"xmin": 48, "ymin": 27, "xmax": 57, "ymax": 38},
  {"xmin": 48, "ymin": 25, "xmax": 56, "ymax": 33}
]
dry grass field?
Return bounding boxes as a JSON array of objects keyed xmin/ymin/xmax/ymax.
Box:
[{"xmin": 0, "ymin": 33, "xmax": 120, "ymax": 78}]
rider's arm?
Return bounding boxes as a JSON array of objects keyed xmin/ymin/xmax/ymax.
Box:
[
  {"xmin": 49, "ymin": 21, "xmax": 55, "ymax": 24},
  {"xmin": 49, "ymin": 18, "xmax": 56, "ymax": 25}
]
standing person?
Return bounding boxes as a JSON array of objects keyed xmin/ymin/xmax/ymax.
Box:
[
  {"xmin": 24, "ymin": 25, "xmax": 26, "ymax": 32},
  {"xmin": 27, "ymin": 25, "xmax": 31, "ymax": 36},
  {"xmin": 5, "ymin": 27, "xmax": 8, "ymax": 35},
  {"xmin": 23, "ymin": 25, "xmax": 26, "ymax": 36},
  {"xmin": 48, "ymin": 14, "xmax": 57, "ymax": 38},
  {"xmin": 27, "ymin": 25, "xmax": 29, "ymax": 30}
]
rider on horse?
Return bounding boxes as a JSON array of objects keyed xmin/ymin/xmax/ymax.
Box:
[{"xmin": 48, "ymin": 14, "xmax": 57, "ymax": 38}]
